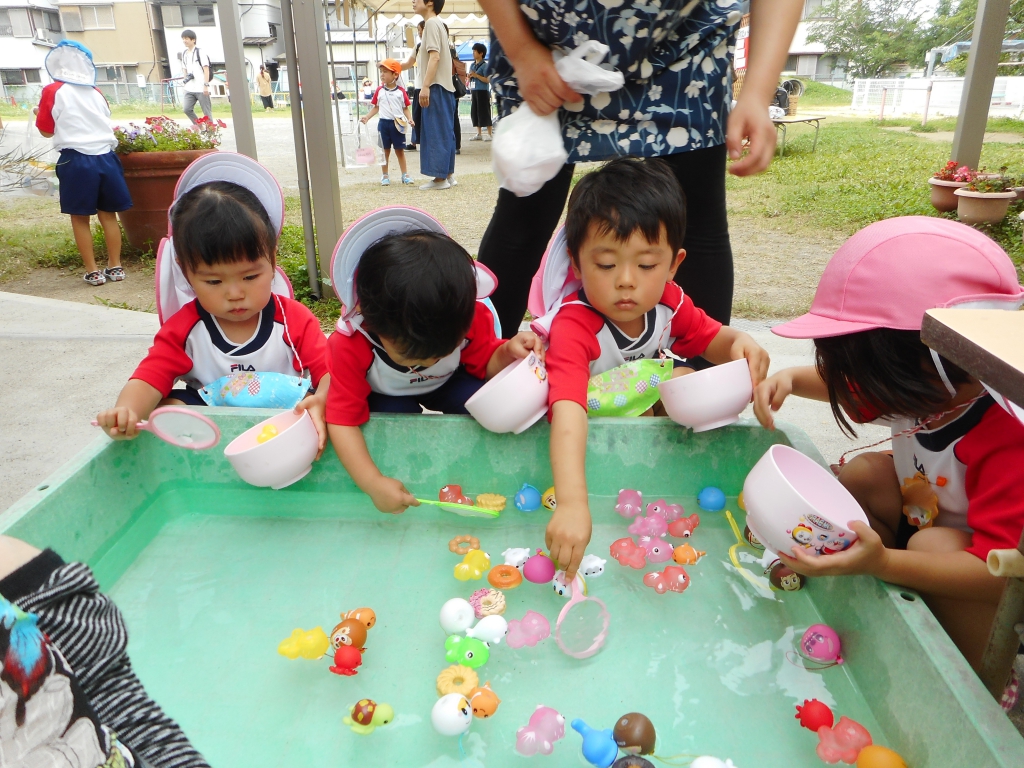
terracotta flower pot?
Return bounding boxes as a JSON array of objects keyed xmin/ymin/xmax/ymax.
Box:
[
  {"xmin": 117, "ymin": 149, "xmax": 216, "ymax": 250},
  {"xmin": 928, "ymin": 177, "xmax": 968, "ymax": 213},
  {"xmin": 953, "ymin": 188, "xmax": 1017, "ymax": 225}
]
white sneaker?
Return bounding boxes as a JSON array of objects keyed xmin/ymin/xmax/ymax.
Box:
[
  {"xmin": 420, "ymin": 179, "xmax": 452, "ymax": 191},
  {"xmin": 470, "ymin": 135, "xmax": 483, "ymax": 141},
  {"xmin": 484, "ymin": 135, "xmax": 492, "ymax": 142},
  {"xmin": 447, "ymin": 175, "xmax": 458, "ymax": 187}
]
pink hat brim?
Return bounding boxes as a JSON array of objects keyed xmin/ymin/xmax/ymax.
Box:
[{"xmin": 772, "ymin": 312, "xmax": 882, "ymax": 339}]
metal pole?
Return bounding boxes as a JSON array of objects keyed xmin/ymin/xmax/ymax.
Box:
[
  {"xmin": 951, "ymin": 0, "xmax": 1012, "ymax": 168},
  {"xmin": 219, "ymin": 0, "xmax": 259, "ymax": 159},
  {"xmin": 324, "ymin": 0, "xmax": 347, "ymax": 168},
  {"xmin": 353, "ymin": 10, "xmax": 361, "ymax": 132},
  {"xmin": 280, "ymin": 0, "xmax": 321, "ymax": 298},
  {"xmin": 879, "ymin": 87, "xmax": 887, "ymax": 121},
  {"xmin": 922, "ymin": 80, "xmax": 933, "ymax": 127}
]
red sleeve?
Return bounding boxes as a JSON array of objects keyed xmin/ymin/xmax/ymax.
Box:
[
  {"xmin": 459, "ymin": 302, "xmax": 506, "ymax": 379},
  {"xmin": 325, "ymin": 331, "xmax": 375, "ymax": 426},
  {"xmin": 35, "ymin": 82, "xmax": 61, "ymax": 134},
  {"xmin": 130, "ymin": 303, "xmax": 199, "ymax": 397},
  {"xmin": 665, "ymin": 283, "xmax": 723, "ymax": 359},
  {"xmin": 545, "ymin": 305, "xmax": 604, "ymax": 411},
  {"xmin": 956, "ymin": 404, "xmax": 1024, "ymax": 561},
  {"xmin": 277, "ymin": 298, "xmax": 328, "ymax": 386},
  {"xmin": 371, "ymin": 86, "xmax": 383, "ymax": 106}
]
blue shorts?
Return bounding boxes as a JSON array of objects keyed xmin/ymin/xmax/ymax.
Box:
[
  {"xmin": 55, "ymin": 149, "xmax": 133, "ymax": 216},
  {"xmin": 378, "ymin": 119, "xmax": 406, "ymax": 151},
  {"xmin": 367, "ymin": 368, "xmax": 484, "ymax": 414}
]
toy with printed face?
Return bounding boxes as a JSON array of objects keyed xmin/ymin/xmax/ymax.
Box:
[
  {"xmin": 572, "ymin": 719, "xmax": 619, "ymax": 768},
  {"xmin": 469, "ymin": 683, "xmax": 501, "ymax": 718},
  {"xmin": 439, "ymin": 484, "xmax": 473, "ymax": 505},
  {"xmin": 615, "ymin": 489, "xmax": 644, "ymax": 518},
  {"xmin": 638, "ymin": 536, "xmax": 674, "ymax": 563},
  {"xmin": 344, "ymin": 699, "xmax": 394, "ymax": 734},
  {"xmin": 502, "ymin": 547, "xmax": 533, "ymax": 569},
  {"xmin": 432, "ymin": 693, "xmax": 473, "ymax": 736},
  {"xmin": 613, "ymin": 712, "xmax": 657, "ymax": 756},
  {"xmin": 672, "ymin": 543, "xmax": 706, "ymax": 565},
  {"xmin": 821, "ymin": 533, "xmax": 853, "ymax": 555},
  {"xmin": 552, "ymin": 571, "xmax": 587, "ymax": 598},
  {"xmin": 277, "ymin": 627, "xmax": 330, "ymax": 659},
  {"xmin": 465, "ymin": 614, "xmax": 509, "ymax": 645},
  {"xmin": 341, "ymin": 607, "xmax": 376, "ymax": 630},
  {"xmin": 645, "ymin": 499, "xmax": 683, "ymax": 522},
  {"xmin": 769, "ymin": 563, "xmax": 805, "ymax": 591},
  {"xmin": 330, "ymin": 618, "xmax": 367, "ymax": 650},
  {"xmin": 642, "ymin": 565, "xmax": 690, "ymax": 595},
  {"xmin": 816, "ymin": 716, "xmax": 872, "ymax": 764},
  {"xmin": 329, "ymin": 645, "xmax": 363, "ymax": 676},
  {"xmin": 542, "ymin": 487, "xmax": 557, "ymax": 511},
  {"xmin": 445, "ymin": 635, "xmax": 490, "ymax": 668},
  {"xmin": 516, "ymin": 706, "xmax": 566, "ymax": 756},
  {"xmin": 791, "ymin": 523, "xmax": 815, "ymax": 548},
  {"xmin": 743, "ymin": 524, "xmax": 765, "ymax": 550},
  {"xmin": 506, "ymin": 610, "xmax": 551, "ymax": 648},
  {"xmin": 454, "ymin": 549, "xmax": 491, "ymax": 581},
  {"xmin": 901, "ymin": 472, "xmax": 938, "ymax": 529},
  {"xmin": 801, "ymin": 624, "xmax": 843, "ymax": 665},
  {"xmin": 515, "ymin": 483, "xmax": 543, "ymax": 512},
  {"xmin": 667, "ymin": 513, "xmax": 701, "ymax": 538},
  {"xmin": 628, "ymin": 512, "xmax": 668, "ymax": 538},
  {"xmin": 580, "ymin": 554, "xmax": 607, "ymax": 577},
  {"xmin": 610, "ymin": 537, "xmax": 647, "ymax": 569}
]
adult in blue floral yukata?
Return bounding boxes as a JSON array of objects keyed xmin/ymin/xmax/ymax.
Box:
[{"xmin": 477, "ymin": 0, "xmax": 804, "ymax": 336}]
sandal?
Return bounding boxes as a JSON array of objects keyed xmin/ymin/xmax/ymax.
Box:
[
  {"xmin": 84, "ymin": 270, "xmax": 106, "ymax": 286},
  {"xmin": 104, "ymin": 266, "xmax": 126, "ymax": 282}
]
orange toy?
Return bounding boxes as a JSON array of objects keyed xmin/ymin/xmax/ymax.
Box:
[
  {"xmin": 469, "ymin": 683, "xmax": 501, "ymax": 718},
  {"xmin": 449, "ymin": 535, "xmax": 481, "ymax": 555},
  {"xmin": 342, "ymin": 607, "xmax": 376, "ymax": 630},
  {"xmin": 488, "ymin": 564, "xmax": 523, "ymax": 589},
  {"xmin": 856, "ymin": 746, "xmax": 908, "ymax": 768},
  {"xmin": 672, "ymin": 543, "xmax": 706, "ymax": 565},
  {"xmin": 330, "ymin": 618, "xmax": 367, "ymax": 650}
]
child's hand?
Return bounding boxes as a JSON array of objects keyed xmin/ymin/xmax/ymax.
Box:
[
  {"xmin": 512, "ymin": 40, "xmax": 581, "ymax": 116},
  {"xmin": 752, "ymin": 370, "xmax": 795, "ymax": 430},
  {"xmin": 730, "ymin": 332, "xmax": 770, "ymax": 389},
  {"xmin": 505, "ymin": 331, "xmax": 545, "ymax": 363},
  {"xmin": 408, "ymin": 118, "xmax": 415, "ymax": 127},
  {"xmin": 294, "ymin": 395, "xmax": 328, "ymax": 460},
  {"xmin": 545, "ymin": 501, "xmax": 592, "ymax": 580},
  {"xmin": 778, "ymin": 522, "xmax": 888, "ymax": 578},
  {"xmin": 95, "ymin": 407, "xmax": 142, "ymax": 440},
  {"xmin": 368, "ymin": 476, "xmax": 418, "ymax": 514},
  {"xmin": 360, "ymin": 116, "xmax": 368, "ymax": 124}
]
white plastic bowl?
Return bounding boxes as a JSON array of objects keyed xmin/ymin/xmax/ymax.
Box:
[
  {"xmin": 742, "ymin": 444, "xmax": 870, "ymax": 557},
  {"xmin": 465, "ymin": 352, "xmax": 549, "ymax": 434},
  {"xmin": 657, "ymin": 359, "xmax": 752, "ymax": 432},
  {"xmin": 224, "ymin": 409, "xmax": 319, "ymax": 489}
]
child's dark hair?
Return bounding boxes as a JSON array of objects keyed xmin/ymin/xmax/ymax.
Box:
[
  {"xmin": 356, "ymin": 230, "xmax": 476, "ymax": 360},
  {"xmin": 565, "ymin": 157, "xmax": 685, "ymax": 263},
  {"xmin": 171, "ymin": 181, "xmax": 276, "ymax": 274},
  {"xmin": 472, "ymin": 42, "xmax": 487, "ymax": 55},
  {"xmin": 815, "ymin": 329, "xmax": 971, "ymax": 437}
]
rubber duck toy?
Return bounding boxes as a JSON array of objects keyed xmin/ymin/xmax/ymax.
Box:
[
  {"xmin": 455, "ymin": 549, "xmax": 491, "ymax": 581},
  {"xmin": 431, "ymin": 693, "xmax": 473, "ymax": 736},
  {"xmin": 445, "ymin": 635, "xmax": 490, "ymax": 668},
  {"xmin": 514, "ymin": 483, "xmax": 542, "ymax": 512},
  {"xmin": 523, "ymin": 549, "xmax": 556, "ymax": 583},
  {"xmin": 542, "ymin": 487, "xmax": 557, "ymax": 511},
  {"xmin": 277, "ymin": 627, "xmax": 330, "ymax": 659},
  {"xmin": 329, "ymin": 644, "xmax": 363, "ymax": 676},
  {"xmin": 343, "ymin": 699, "xmax": 394, "ymax": 734},
  {"xmin": 613, "ymin": 712, "xmax": 656, "ymax": 756},
  {"xmin": 572, "ymin": 719, "xmax": 619, "ymax": 768},
  {"xmin": 330, "ymin": 618, "xmax": 367, "ymax": 650},
  {"xmin": 256, "ymin": 423, "xmax": 278, "ymax": 443},
  {"xmin": 469, "ymin": 683, "xmax": 501, "ymax": 718}
]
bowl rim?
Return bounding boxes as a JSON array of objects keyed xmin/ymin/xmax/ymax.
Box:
[
  {"xmin": 224, "ymin": 409, "xmax": 312, "ymax": 457},
  {"xmin": 465, "ymin": 352, "xmax": 546, "ymax": 410},
  {"xmin": 656, "ymin": 357, "xmax": 750, "ymax": 396}
]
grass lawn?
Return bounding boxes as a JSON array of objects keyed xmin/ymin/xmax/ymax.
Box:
[{"xmin": 798, "ymin": 81, "xmax": 853, "ymax": 107}]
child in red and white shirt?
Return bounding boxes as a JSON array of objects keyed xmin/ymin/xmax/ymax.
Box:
[
  {"xmin": 542, "ymin": 158, "xmax": 769, "ymax": 578},
  {"xmin": 359, "ymin": 59, "xmax": 415, "ymax": 186}
]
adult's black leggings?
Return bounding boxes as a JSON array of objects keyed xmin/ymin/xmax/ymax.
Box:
[{"xmin": 478, "ymin": 143, "xmax": 734, "ymax": 338}]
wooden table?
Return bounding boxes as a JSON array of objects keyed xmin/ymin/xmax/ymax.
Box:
[{"xmin": 772, "ymin": 114, "xmax": 826, "ymax": 156}]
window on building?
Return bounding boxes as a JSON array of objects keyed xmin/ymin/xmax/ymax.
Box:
[
  {"xmin": 803, "ymin": 0, "xmax": 825, "ymax": 18},
  {"xmin": 44, "ymin": 11, "xmax": 62, "ymax": 33},
  {"xmin": 181, "ymin": 5, "xmax": 215, "ymax": 26},
  {"xmin": 60, "ymin": 8, "xmax": 84, "ymax": 33},
  {"xmin": 267, "ymin": 22, "xmax": 277, "ymax": 40},
  {"xmin": 4, "ymin": 8, "xmax": 31, "ymax": 36},
  {"xmin": 0, "ymin": 9, "xmax": 12, "ymax": 37},
  {"xmin": 784, "ymin": 54, "xmax": 798, "ymax": 73},
  {"xmin": 1, "ymin": 70, "xmax": 26, "ymax": 86},
  {"xmin": 161, "ymin": 4, "xmax": 182, "ymax": 27},
  {"xmin": 80, "ymin": 6, "xmax": 115, "ymax": 30},
  {"xmin": 24, "ymin": 69, "xmax": 42, "ymax": 83}
]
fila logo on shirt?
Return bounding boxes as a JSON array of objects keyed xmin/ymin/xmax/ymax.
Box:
[{"xmin": 231, "ymin": 364, "xmax": 257, "ymax": 372}]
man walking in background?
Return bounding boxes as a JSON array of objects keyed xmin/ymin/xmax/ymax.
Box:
[{"xmin": 181, "ymin": 30, "xmax": 213, "ymax": 123}]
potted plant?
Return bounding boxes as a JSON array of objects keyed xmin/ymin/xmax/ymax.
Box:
[
  {"xmin": 928, "ymin": 160, "xmax": 974, "ymax": 212},
  {"xmin": 114, "ymin": 116, "xmax": 225, "ymax": 250},
  {"xmin": 954, "ymin": 168, "xmax": 1018, "ymax": 225}
]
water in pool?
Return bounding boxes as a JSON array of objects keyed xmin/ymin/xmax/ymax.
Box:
[{"xmin": 101, "ymin": 489, "xmax": 887, "ymax": 766}]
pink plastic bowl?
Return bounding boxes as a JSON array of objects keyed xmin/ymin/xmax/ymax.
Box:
[
  {"xmin": 224, "ymin": 410, "xmax": 319, "ymax": 489},
  {"xmin": 465, "ymin": 352, "xmax": 549, "ymax": 434},
  {"xmin": 742, "ymin": 444, "xmax": 870, "ymax": 557},
  {"xmin": 657, "ymin": 359, "xmax": 752, "ymax": 432}
]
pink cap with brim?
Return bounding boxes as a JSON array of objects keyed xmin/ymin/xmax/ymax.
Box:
[{"xmin": 773, "ymin": 216, "xmax": 1024, "ymax": 339}]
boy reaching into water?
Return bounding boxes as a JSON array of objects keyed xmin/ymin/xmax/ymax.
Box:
[{"xmin": 540, "ymin": 158, "xmax": 770, "ymax": 578}]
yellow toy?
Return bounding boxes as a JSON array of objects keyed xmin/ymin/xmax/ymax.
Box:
[
  {"xmin": 455, "ymin": 549, "xmax": 491, "ymax": 581},
  {"xmin": 344, "ymin": 699, "xmax": 395, "ymax": 734},
  {"xmin": 542, "ymin": 487, "xmax": 557, "ymax": 511},
  {"xmin": 277, "ymin": 627, "xmax": 330, "ymax": 659},
  {"xmin": 475, "ymin": 493, "xmax": 507, "ymax": 512},
  {"xmin": 256, "ymin": 424, "xmax": 278, "ymax": 444}
]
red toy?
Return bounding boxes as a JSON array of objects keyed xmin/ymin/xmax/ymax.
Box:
[
  {"xmin": 609, "ymin": 537, "xmax": 647, "ymax": 569},
  {"xmin": 329, "ymin": 645, "xmax": 363, "ymax": 676},
  {"xmin": 816, "ymin": 716, "xmax": 872, "ymax": 764},
  {"xmin": 439, "ymin": 485, "xmax": 473, "ymax": 506},
  {"xmin": 795, "ymin": 699, "xmax": 834, "ymax": 732},
  {"xmin": 667, "ymin": 514, "xmax": 701, "ymax": 538},
  {"xmin": 642, "ymin": 565, "xmax": 690, "ymax": 594}
]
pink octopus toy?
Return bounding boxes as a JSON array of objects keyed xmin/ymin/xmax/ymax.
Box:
[
  {"xmin": 614, "ymin": 489, "xmax": 644, "ymax": 518},
  {"xmin": 627, "ymin": 512, "xmax": 668, "ymax": 538},
  {"xmin": 507, "ymin": 610, "xmax": 551, "ymax": 648},
  {"xmin": 643, "ymin": 565, "xmax": 690, "ymax": 594},
  {"xmin": 667, "ymin": 513, "xmax": 701, "ymax": 538},
  {"xmin": 515, "ymin": 706, "xmax": 566, "ymax": 756},
  {"xmin": 638, "ymin": 536, "xmax": 674, "ymax": 563},
  {"xmin": 816, "ymin": 717, "xmax": 872, "ymax": 764},
  {"xmin": 609, "ymin": 537, "xmax": 647, "ymax": 569}
]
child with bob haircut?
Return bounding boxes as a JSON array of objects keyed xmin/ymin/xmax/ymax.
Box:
[
  {"xmin": 753, "ymin": 216, "xmax": 1024, "ymax": 672},
  {"xmin": 95, "ymin": 155, "xmax": 330, "ymax": 448},
  {"xmin": 536, "ymin": 157, "xmax": 770, "ymax": 578},
  {"xmin": 326, "ymin": 208, "xmax": 543, "ymax": 513}
]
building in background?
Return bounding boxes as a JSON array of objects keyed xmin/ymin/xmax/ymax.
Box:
[
  {"xmin": 0, "ymin": 0, "xmax": 63, "ymax": 97},
  {"xmin": 58, "ymin": 0, "xmax": 170, "ymax": 86},
  {"xmin": 784, "ymin": 0, "xmax": 845, "ymax": 83}
]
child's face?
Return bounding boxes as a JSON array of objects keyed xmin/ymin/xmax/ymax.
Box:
[
  {"xmin": 380, "ymin": 67, "xmax": 397, "ymax": 86},
  {"xmin": 473, "ymin": 50, "xmax": 484, "ymax": 62},
  {"xmin": 186, "ymin": 258, "xmax": 275, "ymax": 325},
  {"xmin": 571, "ymin": 222, "xmax": 684, "ymax": 331},
  {"xmin": 378, "ymin": 335, "xmax": 444, "ymax": 369}
]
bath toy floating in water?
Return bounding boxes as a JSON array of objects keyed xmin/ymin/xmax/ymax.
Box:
[
  {"xmin": 454, "ymin": 549, "xmax": 491, "ymax": 581},
  {"xmin": 768, "ymin": 562, "xmax": 805, "ymax": 592},
  {"xmin": 672, "ymin": 543, "xmax": 706, "ymax": 565},
  {"xmin": 469, "ymin": 683, "xmax": 501, "ymax": 718},
  {"xmin": 488, "ymin": 565, "xmax": 523, "ymax": 589},
  {"xmin": 856, "ymin": 745, "xmax": 907, "ymax": 768},
  {"xmin": 431, "ymin": 693, "xmax": 473, "ymax": 736},
  {"xmin": 469, "ymin": 588, "xmax": 505, "ymax": 617},
  {"xmin": 502, "ymin": 547, "xmax": 532, "ymax": 569},
  {"xmin": 697, "ymin": 486, "xmax": 726, "ymax": 511},
  {"xmin": 436, "ymin": 664, "xmax": 478, "ymax": 696},
  {"xmin": 515, "ymin": 483, "xmax": 542, "ymax": 512},
  {"xmin": 439, "ymin": 598, "xmax": 476, "ymax": 635},
  {"xmin": 465, "ymin": 614, "xmax": 509, "ymax": 645},
  {"xmin": 800, "ymin": 624, "xmax": 843, "ymax": 666},
  {"xmin": 627, "ymin": 511, "xmax": 667, "ymax": 538},
  {"xmin": 330, "ymin": 618, "xmax": 367, "ymax": 650},
  {"xmin": 277, "ymin": 627, "xmax": 330, "ymax": 659},
  {"xmin": 690, "ymin": 759, "xmax": 739, "ymax": 768},
  {"xmin": 642, "ymin": 565, "xmax": 690, "ymax": 595},
  {"xmin": 645, "ymin": 499, "xmax": 685, "ymax": 522},
  {"xmin": 475, "ymin": 493, "xmax": 507, "ymax": 512},
  {"xmin": 523, "ymin": 550, "xmax": 556, "ymax": 584},
  {"xmin": 615, "ymin": 489, "xmax": 644, "ymax": 518},
  {"xmin": 795, "ymin": 699, "xmax": 834, "ymax": 732},
  {"xmin": 515, "ymin": 706, "xmax": 565, "ymax": 756},
  {"xmin": 449, "ymin": 535, "xmax": 480, "ymax": 555},
  {"xmin": 742, "ymin": 525, "xmax": 764, "ymax": 550},
  {"xmin": 613, "ymin": 758, "xmax": 655, "ymax": 768},
  {"xmin": 609, "ymin": 538, "xmax": 646, "ymax": 569},
  {"xmin": 440, "ymin": 484, "xmax": 473, "ymax": 505},
  {"xmin": 580, "ymin": 554, "xmax": 606, "ymax": 577},
  {"xmin": 329, "ymin": 645, "xmax": 363, "ymax": 676},
  {"xmin": 506, "ymin": 610, "xmax": 550, "ymax": 648},
  {"xmin": 667, "ymin": 513, "xmax": 701, "ymax": 538},
  {"xmin": 344, "ymin": 699, "xmax": 394, "ymax": 734},
  {"xmin": 613, "ymin": 712, "xmax": 656, "ymax": 755},
  {"xmin": 637, "ymin": 536, "xmax": 673, "ymax": 563},
  {"xmin": 572, "ymin": 719, "xmax": 619, "ymax": 768},
  {"xmin": 553, "ymin": 571, "xmax": 586, "ymax": 597},
  {"xmin": 256, "ymin": 424, "xmax": 278, "ymax": 443},
  {"xmin": 341, "ymin": 607, "xmax": 376, "ymax": 630},
  {"xmin": 816, "ymin": 716, "xmax": 872, "ymax": 764},
  {"xmin": 542, "ymin": 487, "xmax": 557, "ymax": 511},
  {"xmin": 445, "ymin": 635, "xmax": 490, "ymax": 668}
]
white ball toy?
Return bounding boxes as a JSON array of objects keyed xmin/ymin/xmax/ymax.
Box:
[
  {"xmin": 431, "ymin": 693, "xmax": 473, "ymax": 736},
  {"xmin": 465, "ymin": 614, "xmax": 509, "ymax": 645},
  {"xmin": 440, "ymin": 598, "xmax": 476, "ymax": 635}
]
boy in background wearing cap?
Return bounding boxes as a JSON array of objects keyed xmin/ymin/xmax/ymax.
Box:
[
  {"xmin": 753, "ymin": 216, "xmax": 1024, "ymax": 683},
  {"xmin": 360, "ymin": 59, "xmax": 415, "ymax": 186}
]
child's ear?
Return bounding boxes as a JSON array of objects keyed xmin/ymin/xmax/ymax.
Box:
[
  {"xmin": 667, "ymin": 248, "xmax": 686, "ymax": 279},
  {"xmin": 569, "ymin": 255, "xmax": 582, "ymax": 280}
]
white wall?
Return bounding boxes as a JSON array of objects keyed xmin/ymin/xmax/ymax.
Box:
[
  {"xmin": 0, "ymin": 0, "xmax": 62, "ymax": 86},
  {"xmin": 852, "ymin": 77, "xmax": 1024, "ymax": 118}
]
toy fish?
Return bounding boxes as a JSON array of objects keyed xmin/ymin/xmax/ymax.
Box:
[
  {"xmin": 609, "ymin": 537, "xmax": 646, "ymax": 569},
  {"xmin": 469, "ymin": 683, "xmax": 501, "ymax": 718},
  {"xmin": 454, "ymin": 549, "xmax": 491, "ymax": 581},
  {"xmin": 277, "ymin": 627, "xmax": 330, "ymax": 659},
  {"xmin": 465, "ymin": 615, "xmax": 509, "ymax": 645},
  {"xmin": 516, "ymin": 706, "xmax": 566, "ymax": 756},
  {"xmin": 667, "ymin": 513, "xmax": 701, "ymax": 538},
  {"xmin": 642, "ymin": 565, "xmax": 690, "ymax": 595},
  {"xmin": 514, "ymin": 483, "xmax": 542, "ymax": 512},
  {"xmin": 672, "ymin": 543, "xmax": 706, "ymax": 565},
  {"xmin": 638, "ymin": 536, "xmax": 674, "ymax": 563},
  {"xmin": 628, "ymin": 512, "xmax": 668, "ymax": 538}
]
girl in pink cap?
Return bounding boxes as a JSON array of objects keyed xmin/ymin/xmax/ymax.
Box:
[{"xmin": 753, "ymin": 216, "xmax": 1024, "ymax": 677}]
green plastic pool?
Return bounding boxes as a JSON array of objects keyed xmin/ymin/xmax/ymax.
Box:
[{"xmin": 2, "ymin": 412, "xmax": 1021, "ymax": 767}]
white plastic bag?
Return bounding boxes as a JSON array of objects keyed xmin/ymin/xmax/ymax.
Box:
[{"xmin": 492, "ymin": 42, "xmax": 625, "ymax": 197}]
